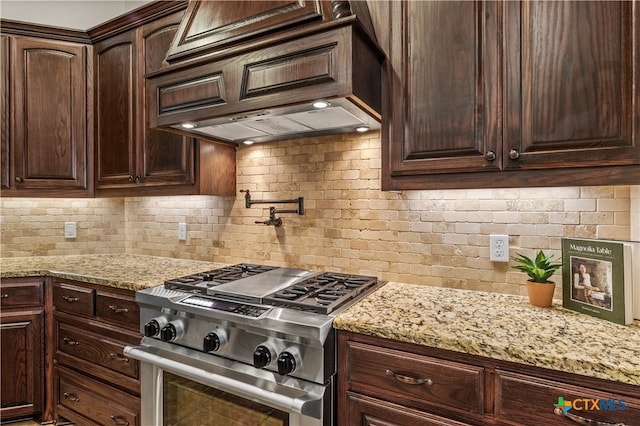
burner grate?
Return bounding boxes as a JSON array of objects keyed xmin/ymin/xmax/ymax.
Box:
[
  {"xmin": 164, "ymin": 263, "xmax": 278, "ymax": 294},
  {"xmin": 263, "ymin": 272, "xmax": 379, "ymax": 314}
]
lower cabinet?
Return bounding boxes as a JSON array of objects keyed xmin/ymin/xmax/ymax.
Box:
[
  {"xmin": 52, "ymin": 278, "xmax": 141, "ymax": 425},
  {"xmin": 338, "ymin": 331, "xmax": 640, "ymax": 426},
  {"xmin": 0, "ymin": 277, "xmax": 45, "ymax": 422}
]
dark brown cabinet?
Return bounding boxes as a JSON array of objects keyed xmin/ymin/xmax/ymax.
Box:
[
  {"xmin": 51, "ymin": 278, "xmax": 141, "ymax": 424},
  {"xmin": 2, "ymin": 36, "xmax": 90, "ymax": 196},
  {"xmin": 381, "ymin": 1, "xmax": 640, "ymax": 190},
  {"xmin": 338, "ymin": 331, "xmax": 640, "ymax": 426},
  {"xmin": 94, "ymin": 12, "xmax": 197, "ymax": 195},
  {"xmin": 0, "ymin": 277, "xmax": 45, "ymax": 422}
]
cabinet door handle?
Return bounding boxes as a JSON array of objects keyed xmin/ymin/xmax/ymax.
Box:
[
  {"xmin": 508, "ymin": 149, "xmax": 520, "ymax": 160},
  {"xmin": 385, "ymin": 369, "xmax": 433, "ymax": 386},
  {"xmin": 15, "ymin": 176, "xmax": 23, "ymax": 183},
  {"xmin": 63, "ymin": 337, "xmax": 80, "ymax": 346},
  {"xmin": 110, "ymin": 353, "xmax": 130, "ymax": 362},
  {"xmin": 554, "ymin": 407, "xmax": 626, "ymax": 426},
  {"xmin": 109, "ymin": 305, "xmax": 129, "ymax": 313},
  {"xmin": 110, "ymin": 415, "xmax": 129, "ymax": 426},
  {"xmin": 63, "ymin": 392, "xmax": 80, "ymax": 402},
  {"xmin": 62, "ymin": 295, "xmax": 79, "ymax": 303},
  {"xmin": 1, "ymin": 293, "xmax": 8, "ymax": 299}
]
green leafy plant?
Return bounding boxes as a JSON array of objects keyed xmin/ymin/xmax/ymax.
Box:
[{"xmin": 511, "ymin": 250, "xmax": 562, "ymax": 283}]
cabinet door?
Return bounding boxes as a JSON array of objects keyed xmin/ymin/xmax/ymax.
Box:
[
  {"xmin": 0, "ymin": 309, "xmax": 44, "ymax": 421},
  {"xmin": 95, "ymin": 30, "xmax": 138, "ymax": 189},
  {"xmin": 503, "ymin": 1, "xmax": 640, "ymax": 170},
  {"xmin": 384, "ymin": 1, "xmax": 500, "ymax": 178},
  {"xmin": 140, "ymin": 11, "xmax": 195, "ymax": 187},
  {"xmin": 11, "ymin": 37, "xmax": 88, "ymax": 190}
]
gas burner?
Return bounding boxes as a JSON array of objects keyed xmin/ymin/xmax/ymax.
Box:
[
  {"xmin": 263, "ymin": 272, "xmax": 380, "ymax": 314},
  {"xmin": 164, "ymin": 263, "xmax": 278, "ymax": 294}
]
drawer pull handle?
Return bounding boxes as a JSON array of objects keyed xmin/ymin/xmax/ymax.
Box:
[
  {"xmin": 62, "ymin": 295, "xmax": 79, "ymax": 303},
  {"xmin": 385, "ymin": 369, "xmax": 433, "ymax": 386},
  {"xmin": 110, "ymin": 415, "xmax": 129, "ymax": 426},
  {"xmin": 110, "ymin": 353, "xmax": 130, "ymax": 363},
  {"xmin": 109, "ymin": 305, "xmax": 129, "ymax": 313},
  {"xmin": 554, "ymin": 407, "xmax": 625, "ymax": 426},
  {"xmin": 63, "ymin": 337, "xmax": 80, "ymax": 346},
  {"xmin": 63, "ymin": 392, "xmax": 80, "ymax": 402},
  {"xmin": 1, "ymin": 293, "xmax": 8, "ymax": 299}
]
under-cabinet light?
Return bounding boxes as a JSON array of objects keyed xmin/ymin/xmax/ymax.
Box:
[
  {"xmin": 355, "ymin": 126, "xmax": 370, "ymax": 132},
  {"xmin": 312, "ymin": 100, "xmax": 330, "ymax": 109},
  {"xmin": 181, "ymin": 123, "xmax": 196, "ymax": 129},
  {"xmin": 243, "ymin": 140, "xmax": 255, "ymax": 145}
]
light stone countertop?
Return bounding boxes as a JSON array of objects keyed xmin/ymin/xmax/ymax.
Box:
[
  {"xmin": 0, "ymin": 254, "xmax": 223, "ymax": 291},
  {"xmin": 3, "ymin": 256, "xmax": 639, "ymax": 386},
  {"xmin": 334, "ymin": 282, "xmax": 640, "ymax": 387}
]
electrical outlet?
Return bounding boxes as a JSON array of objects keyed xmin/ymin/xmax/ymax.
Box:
[
  {"xmin": 490, "ymin": 234, "xmax": 509, "ymax": 262},
  {"xmin": 178, "ymin": 222, "xmax": 187, "ymax": 241},
  {"xmin": 64, "ymin": 222, "xmax": 77, "ymax": 239}
]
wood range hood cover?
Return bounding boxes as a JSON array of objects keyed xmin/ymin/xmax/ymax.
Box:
[{"xmin": 147, "ymin": 0, "xmax": 384, "ymax": 145}]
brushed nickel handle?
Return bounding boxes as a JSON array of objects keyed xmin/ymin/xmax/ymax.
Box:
[
  {"xmin": 128, "ymin": 175, "xmax": 136, "ymax": 182},
  {"xmin": 110, "ymin": 353, "xmax": 129, "ymax": 362},
  {"xmin": 15, "ymin": 176, "xmax": 23, "ymax": 183},
  {"xmin": 508, "ymin": 149, "xmax": 520, "ymax": 160},
  {"xmin": 63, "ymin": 337, "xmax": 80, "ymax": 346},
  {"xmin": 1, "ymin": 293, "xmax": 8, "ymax": 299},
  {"xmin": 110, "ymin": 415, "xmax": 129, "ymax": 426},
  {"xmin": 484, "ymin": 151, "xmax": 496, "ymax": 161},
  {"xmin": 385, "ymin": 369, "xmax": 433, "ymax": 386},
  {"xmin": 109, "ymin": 305, "xmax": 128, "ymax": 313},
  {"xmin": 554, "ymin": 407, "xmax": 626, "ymax": 425},
  {"xmin": 62, "ymin": 295, "xmax": 79, "ymax": 303},
  {"xmin": 63, "ymin": 392, "xmax": 80, "ymax": 402}
]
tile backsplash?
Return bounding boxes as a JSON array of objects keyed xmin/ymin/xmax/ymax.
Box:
[{"xmin": 1, "ymin": 132, "xmax": 637, "ymax": 297}]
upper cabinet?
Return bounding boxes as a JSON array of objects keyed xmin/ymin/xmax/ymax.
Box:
[
  {"xmin": 2, "ymin": 36, "xmax": 91, "ymax": 196},
  {"xmin": 381, "ymin": 1, "xmax": 640, "ymax": 190}
]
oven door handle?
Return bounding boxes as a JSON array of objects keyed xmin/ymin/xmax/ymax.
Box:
[{"xmin": 124, "ymin": 343, "xmax": 325, "ymax": 419}]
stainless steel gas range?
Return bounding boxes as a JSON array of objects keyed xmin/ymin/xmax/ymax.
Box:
[{"xmin": 124, "ymin": 263, "xmax": 383, "ymax": 426}]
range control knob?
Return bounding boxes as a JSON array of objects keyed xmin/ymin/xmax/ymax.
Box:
[
  {"xmin": 143, "ymin": 317, "xmax": 167, "ymax": 337},
  {"xmin": 203, "ymin": 330, "xmax": 227, "ymax": 352},
  {"xmin": 160, "ymin": 320, "xmax": 184, "ymax": 342},
  {"xmin": 277, "ymin": 351, "xmax": 297, "ymax": 375},
  {"xmin": 253, "ymin": 345, "xmax": 274, "ymax": 369}
]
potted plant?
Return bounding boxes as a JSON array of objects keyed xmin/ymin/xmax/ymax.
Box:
[{"xmin": 512, "ymin": 250, "xmax": 562, "ymax": 307}]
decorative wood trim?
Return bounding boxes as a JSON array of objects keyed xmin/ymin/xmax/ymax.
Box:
[{"xmin": 0, "ymin": 19, "xmax": 91, "ymax": 44}]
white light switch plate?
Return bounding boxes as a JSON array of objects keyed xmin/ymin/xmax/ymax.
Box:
[{"xmin": 178, "ymin": 222, "xmax": 187, "ymax": 241}]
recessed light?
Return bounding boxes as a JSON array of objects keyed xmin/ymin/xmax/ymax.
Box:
[
  {"xmin": 243, "ymin": 140, "xmax": 255, "ymax": 145},
  {"xmin": 312, "ymin": 100, "xmax": 330, "ymax": 109},
  {"xmin": 355, "ymin": 126, "xmax": 370, "ymax": 132},
  {"xmin": 181, "ymin": 123, "xmax": 196, "ymax": 129}
]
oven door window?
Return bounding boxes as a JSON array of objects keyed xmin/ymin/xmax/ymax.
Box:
[{"xmin": 164, "ymin": 372, "xmax": 289, "ymax": 426}]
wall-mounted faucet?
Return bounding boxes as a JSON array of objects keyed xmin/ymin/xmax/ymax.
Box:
[{"xmin": 240, "ymin": 190, "xmax": 304, "ymax": 227}]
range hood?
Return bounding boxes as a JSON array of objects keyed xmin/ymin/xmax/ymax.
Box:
[{"xmin": 147, "ymin": 0, "xmax": 383, "ymax": 145}]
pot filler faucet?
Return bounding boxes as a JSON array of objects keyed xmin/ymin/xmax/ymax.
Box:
[{"xmin": 240, "ymin": 189, "xmax": 304, "ymax": 227}]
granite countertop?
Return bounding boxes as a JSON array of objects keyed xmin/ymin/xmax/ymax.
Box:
[
  {"xmin": 3, "ymin": 256, "xmax": 639, "ymax": 386},
  {"xmin": 0, "ymin": 254, "xmax": 223, "ymax": 291},
  {"xmin": 334, "ymin": 282, "xmax": 640, "ymax": 387}
]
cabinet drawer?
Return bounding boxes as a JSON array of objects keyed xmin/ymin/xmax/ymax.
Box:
[
  {"xmin": 495, "ymin": 369, "xmax": 640, "ymax": 425},
  {"xmin": 96, "ymin": 291, "xmax": 139, "ymax": 331},
  {"xmin": 0, "ymin": 279, "xmax": 43, "ymax": 308},
  {"xmin": 53, "ymin": 282, "xmax": 94, "ymax": 316},
  {"xmin": 56, "ymin": 320, "xmax": 138, "ymax": 379},
  {"xmin": 55, "ymin": 365, "xmax": 139, "ymax": 426},
  {"xmin": 347, "ymin": 341, "xmax": 484, "ymax": 414}
]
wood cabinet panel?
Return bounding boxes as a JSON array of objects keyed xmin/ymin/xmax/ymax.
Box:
[
  {"xmin": 503, "ymin": 1, "xmax": 639, "ymax": 170},
  {"xmin": 52, "ymin": 281, "xmax": 94, "ymax": 317},
  {"xmin": 0, "ymin": 277, "xmax": 46, "ymax": 422},
  {"xmin": 1, "ymin": 35, "xmax": 9, "ymax": 190},
  {"xmin": 95, "ymin": 290, "xmax": 140, "ymax": 332},
  {"xmin": 381, "ymin": 0, "xmax": 640, "ymax": 190},
  {"xmin": 54, "ymin": 365, "xmax": 139, "ymax": 426},
  {"xmin": 7, "ymin": 36, "xmax": 89, "ymax": 194},
  {"xmin": 495, "ymin": 369, "xmax": 640, "ymax": 425}
]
